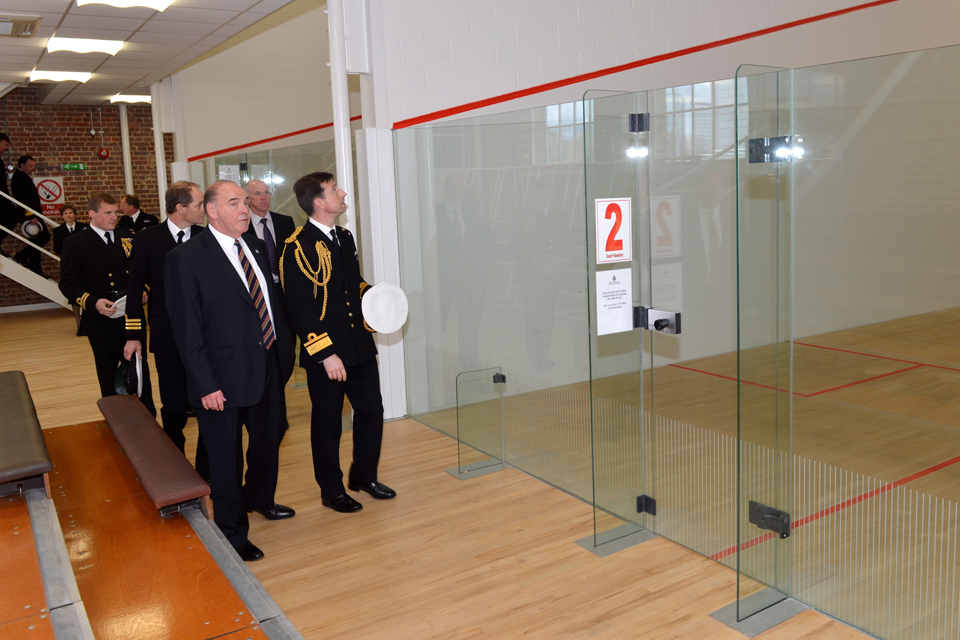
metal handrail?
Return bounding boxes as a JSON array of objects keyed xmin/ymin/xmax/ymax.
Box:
[{"xmin": 0, "ymin": 189, "xmax": 61, "ymax": 262}]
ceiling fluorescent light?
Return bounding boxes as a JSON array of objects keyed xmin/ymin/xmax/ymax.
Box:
[
  {"xmin": 29, "ymin": 70, "xmax": 92, "ymax": 83},
  {"xmin": 110, "ymin": 94, "xmax": 151, "ymax": 103},
  {"xmin": 76, "ymin": 0, "xmax": 175, "ymax": 11},
  {"xmin": 47, "ymin": 37, "xmax": 124, "ymax": 55}
]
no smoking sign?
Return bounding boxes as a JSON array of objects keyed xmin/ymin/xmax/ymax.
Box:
[{"xmin": 34, "ymin": 177, "xmax": 65, "ymax": 215}]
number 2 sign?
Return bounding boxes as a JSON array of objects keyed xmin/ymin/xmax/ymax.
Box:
[
  {"xmin": 651, "ymin": 196, "xmax": 681, "ymax": 258},
  {"xmin": 595, "ymin": 198, "xmax": 632, "ymax": 264}
]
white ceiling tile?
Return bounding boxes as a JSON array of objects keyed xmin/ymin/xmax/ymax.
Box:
[
  {"xmin": 138, "ymin": 18, "xmax": 219, "ymax": 35},
  {"xmin": 246, "ymin": 0, "xmax": 298, "ymax": 15},
  {"xmin": 0, "ymin": 0, "xmax": 69, "ymax": 12},
  {"xmin": 59, "ymin": 14, "xmax": 147, "ymax": 31},
  {"xmin": 210, "ymin": 23, "xmax": 245, "ymax": 37},
  {"xmin": 54, "ymin": 27, "xmax": 135, "ymax": 40},
  {"xmin": 42, "ymin": 51, "xmax": 111, "ymax": 64},
  {"xmin": 152, "ymin": 7, "xmax": 240, "ymax": 24},
  {"xmin": 227, "ymin": 12, "xmax": 264, "ymax": 26},
  {"xmin": 123, "ymin": 41, "xmax": 190, "ymax": 53},
  {"xmin": 127, "ymin": 30, "xmax": 203, "ymax": 45},
  {"xmin": 70, "ymin": 5, "xmax": 157, "ymax": 20},
  {"xmin": 193, "ymin": 34, "xmax": 227, "ymax": 48},
  {"xmin": 167, "ymin": 0, "xmax": 258, "ymax": 9},
  {"xmin": 36, "ymin": 59, "xmax": 101, "ymax": 71}
]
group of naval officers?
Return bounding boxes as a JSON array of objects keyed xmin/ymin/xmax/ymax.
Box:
[{"xmin": 57, "ymin": 172, "xmax": 393, "ymax": 562}]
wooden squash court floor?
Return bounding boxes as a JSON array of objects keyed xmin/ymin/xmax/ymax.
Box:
[{"xmin": 1, "ymin": 308, "xmax": 876, "ymax": 639}]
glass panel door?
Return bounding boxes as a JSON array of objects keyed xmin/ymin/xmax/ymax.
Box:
[
  {"xmin": 455, "ymin": 367, "xmax": 505, "ymax": 475},
  {"xmin": 734, "ymin": 64, "xmax": 794, "ymax": 619},
  {"xmin": 583, "ymin": 89, "xmax": 650, "ymax": 546}
]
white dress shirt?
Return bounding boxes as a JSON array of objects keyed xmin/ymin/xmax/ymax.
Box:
[
  {"xmin": 251, "ymin": 211, "xmax": 275, "ymax": 243},
  {"xmin": 167, "ymin": 220, "xmax": 192, "ymax": 244},
  {"xmin": 130, "ymin": 210, "xmax": 141, "ymax": 224},
  {"xmin": 207, "ymin": 224, "xmax": 276, "ymax": 327},
  {"xmin": 90, "ymin": 224, "xmax": 114, "ymax": 245},
  {"xmin": 309, "ymin": 217, "xmax": 338, "ymax": 244}
]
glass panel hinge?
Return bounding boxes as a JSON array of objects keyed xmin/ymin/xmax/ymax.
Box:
[
  {"xmin": 748, "ymin": 135, "xmax": 804, "ymax": 163},
  {"xmin": 749, "ymin": 500, "xmax": 790, "ymax": 538},
  {"xmin": 628, "ymin": 113, "xmax": 650, "ymax": 133},
  {"xmin": 636, "ymin": 495, "xmax": 657, "ymax": 516},
  {"xmin": 633, "ymin": 306, "xmax": 681, "ymax": 334},
  {"xmin": 492, "ymin": 373, "xmax": 506, "ymax": 384}
]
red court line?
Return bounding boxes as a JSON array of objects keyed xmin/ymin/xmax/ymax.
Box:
[
  {"xmin": 795, "ymin": 341, "xmax": 960, "ymax": 374},
  {"xmin": 711, "ymin": 453, "xmax": 960, "ymax": 561},
  {"xmin": 668, "ymin": 364, "xmax": 787, "ymax": 394},
  {"xmin": 187, "ymin": 115, "xmax": 364, "ymax": 162},
  {"xmin": 392, "ymin": 0, "xmax": 900, "ymax": 130},
  {"xmin": 671, "ymin": 360, "xmax": 924, "ymax": 398},
  {"xmin": 804, "ymin": 364, "xmax": 924, "ymax": 397}
]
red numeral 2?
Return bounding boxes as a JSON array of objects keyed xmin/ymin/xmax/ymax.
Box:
[
  {"xmin": 656, "ymin": 200, "xmax": 673, "ymax": 247},
  {"xmin": 605, "ymin": 203, "xmax": 623, "ymax": 252}
]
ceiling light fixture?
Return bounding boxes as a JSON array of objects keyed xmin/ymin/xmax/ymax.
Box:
[
  {"xmin": 29, "ymin": 70, "xmax": 92, "ymax": 83},
  {"xmin": 110, "ymin": 94, "xmax": 151, "ymax": 103},
  {"xmin": 76, "ymin": 0, "xmax": 175, "ymax": 11},
  {"xmin": 47, "ymin": 37, "xmax": 124, "ymax": 55}
]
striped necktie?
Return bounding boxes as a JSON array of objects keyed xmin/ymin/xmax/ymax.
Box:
[{"xmin": 234, "ymin": 239, "xmax": 276, "ymax": 350}]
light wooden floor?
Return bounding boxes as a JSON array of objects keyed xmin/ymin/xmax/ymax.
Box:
[{"xmin": 1, "ymin": 308, "xmax": 869, "ymax": 639}]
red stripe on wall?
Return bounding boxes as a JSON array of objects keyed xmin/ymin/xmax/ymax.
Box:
[
  {"xmin": 187, "ymin": 115, "xmax": 364, "ymax": 162},
  {"xmin": 392, "ymin": 0, "xmax": 900, "ymax": 130}
]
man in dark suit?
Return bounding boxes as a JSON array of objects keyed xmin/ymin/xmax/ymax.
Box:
[
  {"xmin": 117, "ymin": 193, "xmax": 159, "ymax": 233},
  {"xmin": 281, "ymin": 171, "xmax": 395, "ymax": 514},
  {"xmin": 124, "ymin": 181, "xmax": 208, "ymax": 479},
  {"xmin": 11, "ymin": 155, "xmax": 50, "ymax": 275},
  {"xmin": 242, "ymin": 178, "xmax": 296, "ymax": 439},
  {"xmin": 52, "ymin": 204, "xmax": 87, "ymax": 255},
  {"xmin": 58, "ymin": 192, "xmax": 155, "ymax": 416},
  {"xmin": 165, "ymin": 180, "xmax": 295, "ymax": 562}
]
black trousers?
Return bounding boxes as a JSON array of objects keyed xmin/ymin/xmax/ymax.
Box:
[
  {"xmin": 154, "ymin": 352, "xmax": 208, "ymax": 480},
  {"xmin": 195, "ymin": 347, "xmax": 282, "ymax": 548},
  {"xmin": 87, "ymin": 334, "xmax": 156, "ymax": 417},
  {"xmin": 15, "ymin": 245, "xmax": 42, "ymax": 274},
  {"xmin": 306, "ymin": 357, "xmax": 384, "ymax": 499}
]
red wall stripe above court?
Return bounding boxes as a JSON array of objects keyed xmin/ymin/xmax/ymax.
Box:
[
  {"xmin": 392, "ymin": 0, "xmax": 900, "ymax": 130},
  {"xmin": 187, "ymin": 115, "xmax": 364, "ymax": 163}
]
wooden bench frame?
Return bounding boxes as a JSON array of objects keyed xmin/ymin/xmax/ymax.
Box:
[
  {"xmin": 0, "ymin": 370, "xmax": 52, "ymax": 499},
  {"xmin": 97, "ymin": 395, "xmax": 211, "ymax": 519}
]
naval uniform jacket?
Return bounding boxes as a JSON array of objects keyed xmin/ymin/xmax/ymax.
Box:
[
  {"xmin": 125, "ymin": 221, "xmax": 205, "ymax": 356},
  {"xmin": 117, "ymin": 211, "xmax": 160, "ymax": 233},
  {"xmin": 53, "ymin": 221, "xmax": 87, "ymax": 255},
  {"xmin": 58, "ymin": 227, "xmax": 133, "ymax": 338},
  {"xmin": 280, "ymin": 222, "xmax": 377, "ymax": 370}
]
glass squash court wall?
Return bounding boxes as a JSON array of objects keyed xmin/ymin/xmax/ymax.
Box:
[
  {"xmin": 737, "ymin": 45, "xmax": 960, "ymax": 638},
  {"xmin": 396, "ymin": 42, "xmax": 960, "ymax": 639}
]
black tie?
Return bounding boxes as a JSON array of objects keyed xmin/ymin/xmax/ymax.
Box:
[
  {"xmin": 177, "ymin": 230, "xmax": 185, "ymax": 245},
  {"xmin": 105, "ymin": 231, "xmax": 113, "ymax": 247},
  {"xmin": 261, "ymin": 219, "xmax": 278, "ymax": 276},
  {"xmin": 329, "ymin": 229, "xmax": 339, "ymax": 248}
]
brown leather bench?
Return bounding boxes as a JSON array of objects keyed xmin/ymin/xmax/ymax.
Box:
[
  {"xmin": 97, "ymin": 395, "xmax": 211, "ymax": 518},
  {"xmin": 0, "ymin": 371, "xmax": 52, "ymax": 498}
]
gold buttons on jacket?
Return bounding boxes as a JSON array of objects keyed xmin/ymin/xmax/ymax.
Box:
[
  {"xmin": 108, "ymin": 272, "xmax": 112, "ymax": 276},
  {"xmin": 346, "ymin": 302, "xmax": 350, "ymax": 306},
  {"xmin": 110, "ymin": 282, "xmax": 115, "ymax": 286},
  {"xmin": 348, "ymin": 312, "xmax": 353, "ymax": 317}
]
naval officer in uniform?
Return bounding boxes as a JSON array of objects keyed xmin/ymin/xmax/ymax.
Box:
[{"xmin": 281, "ymin": 171, "xmax": 395, "ymax": 513}]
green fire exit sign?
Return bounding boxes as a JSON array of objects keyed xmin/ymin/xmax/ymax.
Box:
[{"xmin": 62, "ymin": 162, "xmax": 86, "ymax": 170}]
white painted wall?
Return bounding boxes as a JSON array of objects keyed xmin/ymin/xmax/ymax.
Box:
[
  {"xmin": 171, "ymin": 5, "xmax": 360, "ymax": 160},
  {"xmin": 387, "ymin": 0, "xmax": 960, "ymax": 126}
]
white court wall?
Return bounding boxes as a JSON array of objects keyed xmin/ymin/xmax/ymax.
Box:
[
  {"xmin": 389, "ymin": 0, "xmax": 960, "ymax": 126},
  {"xmin": 171, "ymin": 3, "xmax": 360, "ymax": 161}
]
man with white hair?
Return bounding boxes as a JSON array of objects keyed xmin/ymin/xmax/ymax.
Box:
[{"xmin": 243, "ymin": 179, "xmax": 295, "ymax": 284}]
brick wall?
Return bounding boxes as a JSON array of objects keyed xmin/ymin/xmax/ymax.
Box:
[{"xmin": 0, "ymin": 86, "xmax": 169, "ymax": 307}]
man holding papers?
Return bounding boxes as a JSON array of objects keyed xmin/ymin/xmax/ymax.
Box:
[{"xmin": 58, "ymin": 191, "xmax": 154, "ymax": 415}]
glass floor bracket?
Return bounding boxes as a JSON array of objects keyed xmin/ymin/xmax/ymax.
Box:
[
  {"xmin": 574, "ymin": 523, "xmax": 657, "ymax": 558},
  {"xmin": 710, "ymin": 588, "xmax": 808, "ymax": 637},
  {"xmin": 445, "ymin": 459, "xmax": 509, "ymax": 481}
]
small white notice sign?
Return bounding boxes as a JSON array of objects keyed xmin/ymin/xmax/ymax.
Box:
[
  {"xmin": 596, "ymin": 268, "xmax": 633, "ymax": 336},
  {"xmin": 596, "ymin": 198, "xmax": 632, "ymax": 264}
]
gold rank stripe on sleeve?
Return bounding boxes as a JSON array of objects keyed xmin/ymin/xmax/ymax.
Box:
[
  {"xmin": 124, "ymin": 315, "xmax": 142, "ymax": 330},
  {"xmin": 304, "ymin": 332, "xmax": 333, "ymax": 356},
  {"xmin": 78, "ymin": 292, "xmax": 90, "ymax": 309},
  {"xmin": 359, "ymin": 282, "xmax": 370, "ymax": 298}
]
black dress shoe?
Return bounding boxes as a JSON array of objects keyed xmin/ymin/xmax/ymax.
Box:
[
  {"xmin": 235, "ymin": 542, "xmax": 264, "ymax": 562},
  {"xmin": 347, "ymin": 480, "xmax": 397, "ymax": 500},
  {"xmin": 321, "ymin": 493, "xmax": 363, "ymax": 513},
  {"xmin": 247, "ymin": 503, "xmax": 296, "ymax": 520}
]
